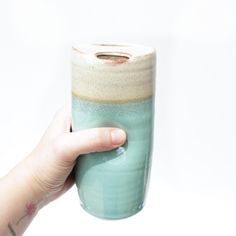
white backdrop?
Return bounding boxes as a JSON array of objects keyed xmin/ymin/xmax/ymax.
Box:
[{"xmin": 0, "ymin": 0, "xmax": 236, "ymax": 235}]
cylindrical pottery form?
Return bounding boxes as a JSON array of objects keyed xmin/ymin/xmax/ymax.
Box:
[{"xmin": 72, "ymin": 43, "xmax": 156, "ymax": 219}]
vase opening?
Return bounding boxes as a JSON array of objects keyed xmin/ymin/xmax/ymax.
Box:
[
  {"xmin": 96, "ymin": 52, "xmax": 130, "ymax": 64},
  {"xmin": 94, "ymin": 43, "xmax": 125, "ymax": 47}
]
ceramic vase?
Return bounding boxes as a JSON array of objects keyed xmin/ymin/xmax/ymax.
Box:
[{"xmin": 72, "ymin": 43, "xmax": 156, "ymax": 219}]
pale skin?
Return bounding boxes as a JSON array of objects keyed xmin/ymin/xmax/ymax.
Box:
[{"xmin": 0, "ymin": 105, "xmax": 126, "ymax": 236}]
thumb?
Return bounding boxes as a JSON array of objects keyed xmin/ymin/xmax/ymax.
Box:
[{"xmin": 51, "ymin": 128, "xmax": 127, "ymax": 163}]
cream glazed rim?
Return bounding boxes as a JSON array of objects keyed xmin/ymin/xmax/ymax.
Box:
[
  {"xmin": 71, "ymin": 42, "xmax": 156, "ymax": 103},
  {"xmin": 72, "ymin": 42, "xmax": 156, "ymax": 64}
]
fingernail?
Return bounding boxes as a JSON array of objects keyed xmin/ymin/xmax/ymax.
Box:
[{"xmin": 111, "ymin": 129, "xmax": 126, "ymax": 145}]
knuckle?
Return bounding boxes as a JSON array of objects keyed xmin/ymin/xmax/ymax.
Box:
[{"xmin": 93, "ymin": 129, "xmax": 111, "ymax": 150}]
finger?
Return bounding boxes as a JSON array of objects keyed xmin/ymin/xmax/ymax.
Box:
[
  {"xmin": 52, "ymin": 128, "xmax": 127, "ymax": 163},
  {"xmin": 40, "ymin": 104, "xmax": 71, "ymax": 144},
  {"xmin": 49, "ymin": 104, "xmax": 71, "ymax": 133}
]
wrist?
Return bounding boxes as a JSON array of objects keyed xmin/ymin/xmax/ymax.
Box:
[
  {"xmin": 0, "ymin": 159, "xmax": 40, "ymax": 235},
  {"xmin": 5, "ymin": 157, "xmax": 44, "ymax": 213}
]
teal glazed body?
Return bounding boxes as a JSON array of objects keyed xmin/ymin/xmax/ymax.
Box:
[{"xmin": 71, "ymin": 43, "xmax": 156, "ymax": 219}]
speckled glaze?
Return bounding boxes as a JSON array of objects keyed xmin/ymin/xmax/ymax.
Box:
[{"xmin": 72, "ymin": 43, "xmax": 156, "ymax": 219}]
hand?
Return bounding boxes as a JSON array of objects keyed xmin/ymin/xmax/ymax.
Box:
[
  {"xmin": 19, "ymin": 105, "xmax": 126, "ymax": 207},
  {"xmin": 0, "ymin": 105, "xmax": 126, "ymax": 235}
]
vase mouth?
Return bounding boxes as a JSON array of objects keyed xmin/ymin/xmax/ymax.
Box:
[
  {"xmin": 93, "ymin": 43, "xmax": 128, "ymax": 47},
  {"xmin": 95, "ymin": 52, "xmax": 131, "ymax": 64},
  {"xmin": 72, "ymin": 42, "xmax": 156, "ymax": 62}
]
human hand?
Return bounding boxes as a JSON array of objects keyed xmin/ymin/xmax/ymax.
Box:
[
  {"xmin": 0, "ymin": 105, "xmax": 126, "ymax": 235},
  {"xmin": 19, "ymin": 105, "xmax": 126, "ymax": 207}
]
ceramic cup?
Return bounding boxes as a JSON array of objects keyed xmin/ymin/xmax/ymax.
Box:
[{"xmin": 72, "ymin": 43, "xmax": 156, "ymax": 219}]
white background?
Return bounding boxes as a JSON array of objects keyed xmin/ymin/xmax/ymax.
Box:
[{"xmin": 0, "ymin": 0, "xmax": 236, "ymax": 235}]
